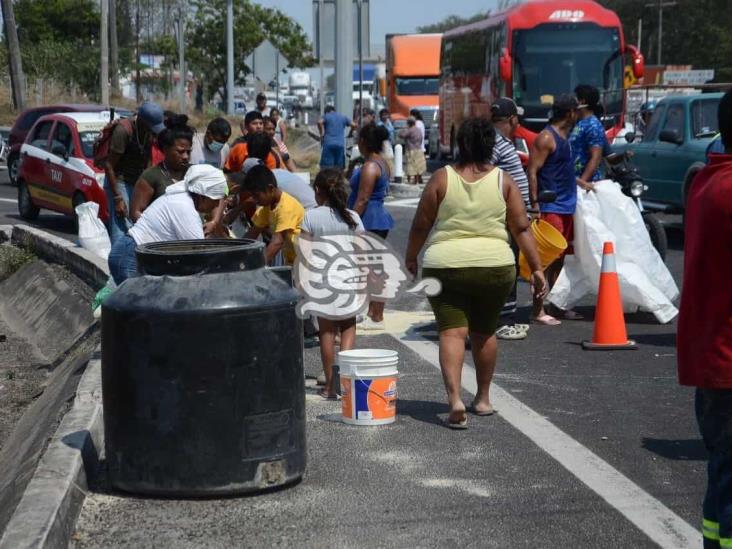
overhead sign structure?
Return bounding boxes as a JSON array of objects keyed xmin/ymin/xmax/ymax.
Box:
[
  {"xmin": 663, "ymin": 69, "xmax": 715, "ymax": 85},
  {"xmin": 313, "ymin": 0, "xmax": 370, "ymax": 62}
]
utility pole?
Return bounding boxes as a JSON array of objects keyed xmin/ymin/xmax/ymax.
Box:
[
  {"xmin": 135, "ymin": 0, "xmax": 141, "ymax": 102},
  {"xmin": 645, "ymin": 0, "xmax": 677, "ymax": 66},
  {"xmin": 226, "ymin": 0, "xmax": 234, "ymax": 115},
  {"xmin": 357, "ymin": 0, "xmax": 363, "ymax": 127},
  {"xmin": 637, "ymin": 18, "xmax": 642, "ymax": 50},
  {"xmin": 101, "ymin": 0, "xmax": 110, "ymax": 106},
  {"xmin": 334, "ymin": 0, "xmax": 353, "ymax": 117},
  {"xmin": 318, "ymin": 0, "xmax": 325, "ymax": 115},
  {"xmin": 177, "ymin": 6, "xmax": 186, "ymax": 113},
  {"xmin": 110, "ymin": 0, "xmax": 119, "ymax": 95},
  {"xmin": 1, "ymin": 0, "xmax": 26, "ymax": 111}
]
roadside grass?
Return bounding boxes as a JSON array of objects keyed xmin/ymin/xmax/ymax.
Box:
[{"xmin": 0, "ymin": 246, "xmax": 35, "ymax": 283}]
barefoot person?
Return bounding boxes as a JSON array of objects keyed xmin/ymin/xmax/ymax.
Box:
[
  {"xmin": 300, "ymin": 169, "xmax": 365, "ymax": 399},
  {"xmin": 406, "ymin": 117, "xmax": 547, "ymax": 429}
]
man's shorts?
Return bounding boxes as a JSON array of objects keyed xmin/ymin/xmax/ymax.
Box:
[
  {"xmin": 542, "ymin": 212, "xmax": 574, "ymax": 255},
  {"xmin": 320, "ymin": 143, "xmax": 345, "ymax": 169}
]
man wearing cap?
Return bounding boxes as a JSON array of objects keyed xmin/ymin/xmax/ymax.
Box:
[
  {"xmin": 491, "ymin": 97, "xmax": 531, "ymax": 340},
  {"xmin": 104, "ymin": 101, "xmax": 165, "ymax": 244},
  {"xmin": 253, "ymin": 92, "xmax": 271, "ymax": 117},
  {"xmin": 527, "ymin": 94, "xmax": 585, "ymax": 326}
]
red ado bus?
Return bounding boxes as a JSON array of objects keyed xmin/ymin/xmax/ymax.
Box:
[{"xmin": 438, "ymin": 0, "xmax": 644, "ymax": 157}]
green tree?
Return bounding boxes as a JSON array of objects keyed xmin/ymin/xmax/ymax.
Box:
[
  {"xmin": 417, "ymin": 12, "xmax": 489, "ymax": 34},
  {"xmin": 599, "ymin": 0, "xmax": 732, "ymax": 77},
  {"xmin": 187, "ymin": 0, "xmax": 314, "ymax": 103}
]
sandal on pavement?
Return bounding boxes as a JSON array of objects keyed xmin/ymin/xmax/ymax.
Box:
[
  {"xmin": 532, "ymin": 314, "xmax": 562, "ymax": 326},
  {"xmin": 318, "ymin": 389, "xmax": 339, "ymax": 401},
  {"xmin": 496, "ymin": 325, "xmax": 528, "ymax": 340},
  {"xmin": 469, "ymin": 402, "xmax": 495, "ymax": 416},
  {"xmin": 447, "ymin": 411, "xmax": 468, "ymax": 430}
]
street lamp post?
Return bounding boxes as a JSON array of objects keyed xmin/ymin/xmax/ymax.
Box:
[{"xmin": 226, "ymin": 0, "xmax": 234, "ymax": 115}]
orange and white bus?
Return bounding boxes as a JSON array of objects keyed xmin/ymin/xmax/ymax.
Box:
[{"xmin": 438, "ymin": 0, "xmax": 644, "ymax": 157}]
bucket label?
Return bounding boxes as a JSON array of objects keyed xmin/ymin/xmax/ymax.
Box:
[{"xmin": 342, "ymin": 375, "xmax": 397, "ymax": 423}]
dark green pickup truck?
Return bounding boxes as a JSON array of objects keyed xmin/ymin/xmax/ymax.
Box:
[{"xmin": 613, "ymin": 93, "xmax": 722, "ymax": 212}]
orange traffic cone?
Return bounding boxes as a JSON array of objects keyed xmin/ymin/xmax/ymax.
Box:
[{"xmin": 582, "ymin": 242, "xmax": 637, "ymax": 350}]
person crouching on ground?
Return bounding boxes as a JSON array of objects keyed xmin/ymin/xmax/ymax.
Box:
[
  {"xmin": 405, "ymin": 117, "xmax": 547, "ymax": 429},
  {"xmin": 242, "ymin": 165, "xmax": 304, "ymax": 265},
  {"xmin": 677, "ymin": 89, "xmax": 732, "ymax": 549},
  {"xmin": 108, "ymin": 164, "xmax": 228, "ymax": 285},
  {"xmin": 301, "ymin": 168, "xmax": 365, "ymax": 400}
]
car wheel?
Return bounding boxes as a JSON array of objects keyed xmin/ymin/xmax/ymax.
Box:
[
  {"xmin": 72, "ymin": 192, "xmax": 86, "ymax": 233},
  {"xmin": 18, "ymin": 180, "xmax": 40, "ymax": 220},
  {"xmin": 8, "ymin": 152, "xmax": 20, "ymax": 185}
]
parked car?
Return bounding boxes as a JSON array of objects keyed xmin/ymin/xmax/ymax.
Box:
[
  {"xmin": 17, "ymin": 112, "xmax": 118, "ymax": 225},
  {"xmin": 613, "ymin": 93, "xmax": 723, "ymax": 213},
  {"xmin": 6, "ymin": 104, "xmax": 133, "ymax": 185}
]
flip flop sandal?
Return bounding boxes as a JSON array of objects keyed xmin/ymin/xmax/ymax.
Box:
[
  {"xmin": 563, "ymin": 309, "xmax": 585, "ymax": 320},
  {"xmin": 318, "ymin": 389, "xmax": 339, "ymax": 401},
  {"xmin": 532, "ymin": 314, "xmax": 562, "ymax": 326},
  {"xmin": 469, "ymin": 402, "xmax": 495, "ymax": 416},
  {"xmin": 447, "ymin": 412, "xmax": 468, "ymax": 430},
  {"xmin": 496, "ymin": 325, "xmax": 528, "ymax": 340},
  {"xmin": 514, "ymin": 324, "xmax": 530, "ymax": 332}
]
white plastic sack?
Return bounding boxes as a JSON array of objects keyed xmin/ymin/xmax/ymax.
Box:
[
  {"xmin": 76, "ymin": 201, "xmax": 111, "ymax": 260},
  {"xmin": 548, "ymin": 180, "xmax": 679, "ymax": 324}
]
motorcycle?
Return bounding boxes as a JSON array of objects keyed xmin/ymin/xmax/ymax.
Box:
[{"xmin": 604, "ymin": 154, "xmax": 668, "ymax": 261}]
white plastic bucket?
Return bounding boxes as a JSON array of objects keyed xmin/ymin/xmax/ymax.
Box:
[{"xmin": 338, "ymin": 349, "xmax": 399, "ymax": 426}]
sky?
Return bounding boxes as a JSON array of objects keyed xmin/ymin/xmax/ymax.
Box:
[{"xmin": 256, "ymin": 0, "xmax": 499, "ymax": 49}]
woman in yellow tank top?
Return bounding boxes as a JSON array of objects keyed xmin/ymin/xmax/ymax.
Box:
[{"xmin": 406, "ymin": 118, "xmax": 547, "ymax": 429}]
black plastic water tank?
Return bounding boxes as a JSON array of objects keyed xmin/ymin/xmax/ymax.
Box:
[{"xmin": 101, "ymin": 239, "xmax": 305, "ymax": 496}]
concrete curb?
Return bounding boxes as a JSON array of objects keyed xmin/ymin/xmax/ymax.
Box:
[
  {"xmin": 389, "ymin": 182, "xmax": 424, "ymax": 199},
  {"xmin": 10, "ymin": 225, "xmax": 109, "ymax": 290},
  {"xmin": 0, "ymin": 224, "xmax": 108, "ymax": 548},
  {"xmin": 0, "ymin": 353, "xmax": 103, "ymax": 549}
]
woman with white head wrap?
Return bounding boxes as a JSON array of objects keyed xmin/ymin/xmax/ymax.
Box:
[{"xmin": 108, "ymin": 164, "xmax": 229, "ymax": 284}]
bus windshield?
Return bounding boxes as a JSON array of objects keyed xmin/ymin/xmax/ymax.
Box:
[
  {"xmin": 395, "ymin": 77, "xmax": 439, "ymax": 96},
  {"xmin": 512, "ymin": 24, "xmax": 623, "ymax": 130}
]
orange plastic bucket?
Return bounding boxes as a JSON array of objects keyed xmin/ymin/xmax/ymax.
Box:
[{"xmin": 518, "ymin": 219, "xmax": 568, "ymax": 280}]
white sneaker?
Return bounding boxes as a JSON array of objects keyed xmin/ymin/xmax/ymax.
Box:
[
  {"xmin": 359, "ymin": 318, "xmax": 385, "ymax": 331},
  {"xmin": 496, "ymin": 324, "xmax": 527, "ymax": 340}
]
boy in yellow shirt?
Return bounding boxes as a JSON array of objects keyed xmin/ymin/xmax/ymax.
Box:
[{"xmin": 244, "ymin": 164, "xmax": 304, "ymax": 265}]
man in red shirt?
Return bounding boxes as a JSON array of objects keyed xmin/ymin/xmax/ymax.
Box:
[{"xmin": 677, "ymin": 89, "xmax": 732, "ymax": 549}]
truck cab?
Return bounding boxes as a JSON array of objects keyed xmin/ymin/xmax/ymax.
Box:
[{"xmin": 614, "ymin": 93, "xmax": 722, "ymax": 212}]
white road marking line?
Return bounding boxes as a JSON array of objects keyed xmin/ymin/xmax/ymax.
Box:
[
  {"xmin": 386, "ymin": 197, "xmax": 420, "ymax": 208},
  {"xmin": 0, "ymin": 198, "xmax": 17, "ymax": 204},
  {"xmin": 390, "ymin": 328, "xmax": 701, "ymax": 549}
]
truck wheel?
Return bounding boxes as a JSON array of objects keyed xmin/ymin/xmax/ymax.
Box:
[
  {"xmin": 643, "ymin": 212, "xmax": 667, "ymax": 261},
  {"xmin": 18, "ymin": 180, "xmax": 40, "ymax": 220}
]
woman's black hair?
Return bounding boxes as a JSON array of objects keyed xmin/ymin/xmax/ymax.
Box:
[
  {"xmin": 207, "ymin": 117, "xmax": 231, "ymax": 139},
  {"xmin": 358, "ymin": 123, "xmax": 389, "ymax": 155},
  {"xmin": 456, "ymin": 117, "xmax": 496, "ymax": 166},
  {"xmin": 270, "ymin": 107, "xmax": 280, "ymax": 117},
  {"xmin": 157, "ymin": 114, "xmax": 195, "ymax": 150},
  {"xmin": 574, "ymin": 84, "xmax": 603, "ymax": 117},
  {"xmin": 313, "ymin": 168, "xmax": 358, "ymax": 230},
  {"xmin": 409, "ymin": 108, "xmax": 424, "ymax": 121},
  {"xmin": 243, "ymin": 164, "xmax": 277, "ymax": 193}
]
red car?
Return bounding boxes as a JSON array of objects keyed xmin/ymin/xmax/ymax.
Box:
[
  {"xmin": 17, "ymin": 112, "xmax": 121, "ymax": 225},
  {"xmin": 6, "ymin": 103, "xmax": 132, "ymax": 185}
]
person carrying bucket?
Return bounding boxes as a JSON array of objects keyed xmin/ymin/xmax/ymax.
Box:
[
  {"xmin": 405, "ymin": 117, "xmax": 547, "ymax": 429},
  {"xmin": 527, "ymin": 94, "xmax": 589, "ymax": 326},
  {"xmin": 300, "ymin": 168, "xmax": 365, "ymax": 400}
]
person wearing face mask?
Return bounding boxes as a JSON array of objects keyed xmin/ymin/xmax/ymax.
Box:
[{"xmin": 190, "ymin": 117, "xmax": 231, "ymax": 169}]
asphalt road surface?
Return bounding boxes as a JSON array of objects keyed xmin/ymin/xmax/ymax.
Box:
[{"xmin": 0, "ymin": 166, "xmax": 703, "ymax": 548}]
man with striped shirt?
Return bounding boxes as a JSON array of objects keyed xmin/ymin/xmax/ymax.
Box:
[{"xmin": 491, "ymin": 98, "xmax": 531, "ymax": 340}]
